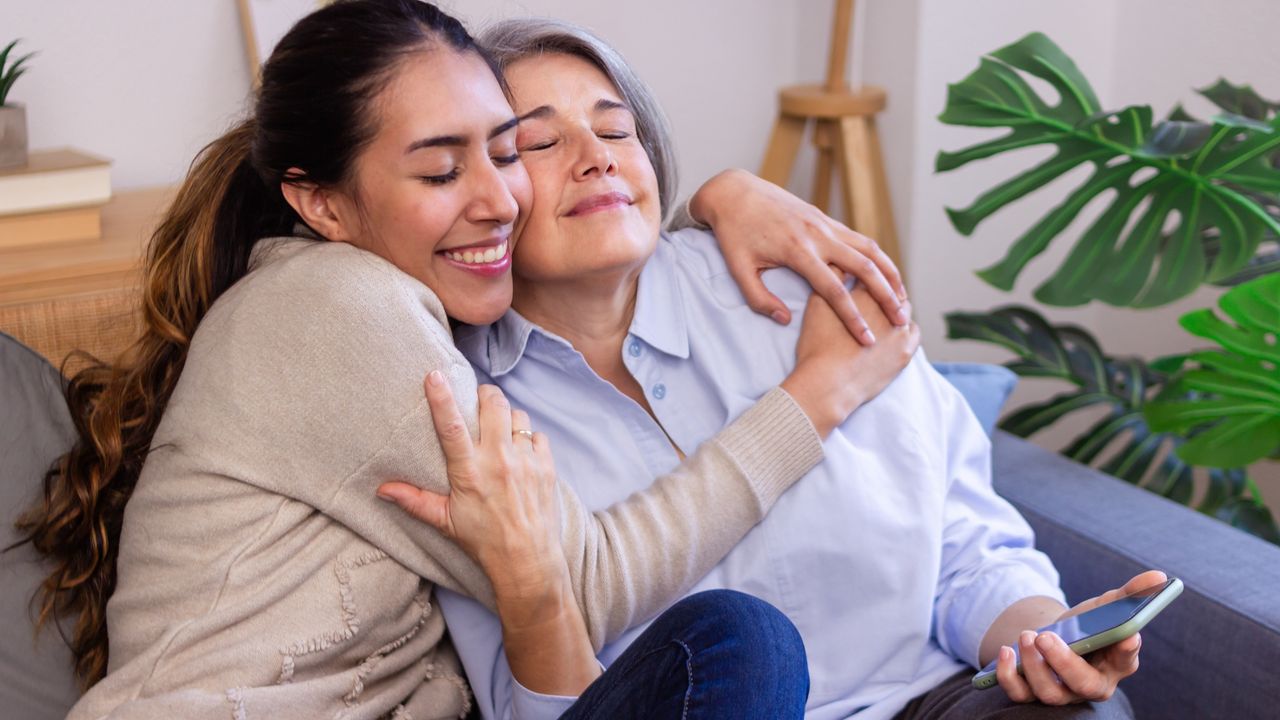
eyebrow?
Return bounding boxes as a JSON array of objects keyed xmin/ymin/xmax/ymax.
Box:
[
  {"xmin": 404, "ymin": 116, "xmax": 520, "ymax": 154},
  {"xmin": 516, "ymin": 98, "xmax": 633, "ymax": 123}
]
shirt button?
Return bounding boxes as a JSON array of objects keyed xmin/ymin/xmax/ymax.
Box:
[
  {"xmin": 652, "ymin": 383, "xmax": 667, "ymax": 400},
  {"xmin": 628, "ymin": 340, "xmax": 642, "ymax": 357}
]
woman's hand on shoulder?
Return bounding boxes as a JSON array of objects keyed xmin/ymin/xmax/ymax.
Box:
[
  {"xmin": 690, "ymin": 168, "xmax": 909, "ymax": 345},
  {"xmin": 781, "ymin": 286, "xmax": 919, "ymax": 436},
  {"xmin": 376, "ymin": 372, "xmax": 566, "ymax": 609}
]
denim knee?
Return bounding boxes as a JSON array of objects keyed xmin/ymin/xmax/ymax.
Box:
[{"xmin": 665, "ymin": 589, "xmax": 809, "ymax": 680}]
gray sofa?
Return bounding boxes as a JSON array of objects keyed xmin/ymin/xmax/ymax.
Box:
[{"xmin": 3, "ymin": 331, "xmax": 1278, "ymax": 719}]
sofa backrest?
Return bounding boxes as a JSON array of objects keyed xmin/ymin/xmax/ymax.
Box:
[{"xmin": 0, "ymin": 331, "xmax": 80, "ymax": 718}]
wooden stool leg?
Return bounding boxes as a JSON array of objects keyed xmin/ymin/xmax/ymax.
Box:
[
  {"xmin": 835, "ymin": 115, "xmax": 881, "ymax": 240},
  {"xmin": 812, "ymin": 121, "xmax": 834, "ymax": 214},
  {"xmin": 760, "ymin": 114, "xmax": 807, "ymax": 187},
  {"xmin": 865, "ymin": 116, "xmax": 902, "ymax": 269}
]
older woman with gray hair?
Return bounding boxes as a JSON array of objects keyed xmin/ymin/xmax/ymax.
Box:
[{"xmin": 381, "ymin": 15, "xmax": 1163, "ymax": 720}]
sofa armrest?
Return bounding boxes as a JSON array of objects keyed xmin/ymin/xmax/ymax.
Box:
[{"xmin": 991, "ymin": 431, "xmax": 1280, "ymax": 719}]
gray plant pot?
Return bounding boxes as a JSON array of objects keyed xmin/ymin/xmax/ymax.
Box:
[{"xmin": 0, "ymin": 104, "xmax": 29, "ymax": 169}]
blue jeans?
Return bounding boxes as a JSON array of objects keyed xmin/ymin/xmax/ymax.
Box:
[{"xmin": 558, "ymin": 589, "xmax": 809, "ymax": 720}]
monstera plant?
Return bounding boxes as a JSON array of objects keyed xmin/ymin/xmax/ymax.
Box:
[{"xmin": 937, "ymin": 32, "xmax": 1280, "ymax": 543}]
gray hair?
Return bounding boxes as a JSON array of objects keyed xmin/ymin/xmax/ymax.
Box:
[{"xmin": 479, "ymin": 17, "xmax": 678, "ymax": 220}]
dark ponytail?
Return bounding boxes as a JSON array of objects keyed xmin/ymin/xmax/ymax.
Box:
[{"xmin": 14, "ymin": 0, "xmax": 497, "ymax": 687}]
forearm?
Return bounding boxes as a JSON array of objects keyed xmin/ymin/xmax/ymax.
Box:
[
  {"xmin": 559, "ymin": 387, "xmax": 824, "ymax": 648},
  {"xmin": 978, "ymin": 595, "xmax": 1069, "ymax": 667},
  {"xmin": 496, "ymin": 570, "xmax": 601, "ymax": 697}
]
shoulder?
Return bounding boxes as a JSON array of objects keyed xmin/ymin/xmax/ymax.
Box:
[
  {"xmin": 660, "ymin": 228, "xmax": 816, "ymax": 310},
  {"xmin": 183, "ymin": 236, "xmax": 465, "ymax": 413}
]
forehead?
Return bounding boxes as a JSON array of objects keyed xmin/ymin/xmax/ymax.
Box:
[
  {"xmin": 504, "ymin": 52, "xmax": 623, "ymax": 115},
  {"xmin": 373, "ymin": 47, "xmax": 514, "ymax": 137}
]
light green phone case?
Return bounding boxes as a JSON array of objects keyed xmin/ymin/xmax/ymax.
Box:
[{"xmin": 971, "ymin": 577, "xmax": 1184, "ymax": 690}]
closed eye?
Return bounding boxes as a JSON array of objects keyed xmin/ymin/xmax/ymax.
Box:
[
  {"xmin": 521, "ymin": 140, "xmax": 558, "ymax": 152},
  {"xmin": 419, "ymin": 169, "xmax": 459, "ymax": 185},
  {"xmin": 492, "ymin": 153, "xmax": 520, "ymax": 166}
]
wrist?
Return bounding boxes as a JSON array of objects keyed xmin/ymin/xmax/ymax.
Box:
[
  {"xmin": 493, "ymin": 563, "xmax": 578, "ymax": 632},
  {"xmin": 781, "ymin": 360, "xmax": 865, "ymax": 437},
  {"xmin": 690, "ymin": 168, "xmax": 749, "ymax": 227}
]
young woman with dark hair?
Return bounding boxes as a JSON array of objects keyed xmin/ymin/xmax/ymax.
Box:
[{"xmin": 14, "ymin": 1, "xmax": 917, "ymax": 718}]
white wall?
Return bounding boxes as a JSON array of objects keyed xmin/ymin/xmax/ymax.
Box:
[
  {"xmin": 3, "ymin": 0, "xmax": 797, "ymax": 199},
  {"xmin": 5, "ymin": 1, "xmax": 255, "ymax": 189}
]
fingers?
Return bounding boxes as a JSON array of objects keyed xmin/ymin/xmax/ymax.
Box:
[
  {"xmin": 1036, "ymin": 631, "xmax": 1119, "ymax": 702},
  {"xmin": 995, "ymin": 644, "xmax": 1034, "ymax": 703},
  {"xmin": 1062, "ymin": 570, "xmax": 1168, "ymax": 619},
  {"xmin": 1019, "ymin": 630, "xmax": 1077, "ymax": 705},
  {"xmin": 725, "ymin": 255, "xmax": 793, "ymax": 325},
  {"xmin": 794, "ymin": 253, "xmax": 875, "ymax": 344},
  {"xmin": 1097, "ymin": 632, "xmax": 1142, "ymax": 678},
  {"xmin": 376, "ymin": 481, "xmax": 452, "ymax": 535},
  {"xmin": 477, "ymin": 384, "xmax": 514, "ymax": 453},
  {"xmin": 825, "ymin": 219, "xmax": 907, "ymax": 301},
  {"xmin": 425, "ymin": 370, "xmax": 476, "ymax": 469},
  {"xmin": 1122, "ymin": 570, "xmax": 1168, "ymax": 594},
  {"xmin": 823, "ymin": 233, "xmax": 909, "ymax": 327}
]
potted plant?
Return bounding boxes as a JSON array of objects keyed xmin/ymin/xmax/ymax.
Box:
[
  {"xmin": 0, "ymin": 39, "xmax": 34, "ymax": 168},
  {"xmin": 935, "ymin": 33, "xmax": 1280, "ymax": 543}
]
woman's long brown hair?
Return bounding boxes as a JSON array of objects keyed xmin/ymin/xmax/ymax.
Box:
[
  {"xmin": 10, "ymin": 0, "xmax": 499, "ymax": 688},
  {"xmin": 13, "ymin": 120, "xmax": 264, "ymax": 685}
]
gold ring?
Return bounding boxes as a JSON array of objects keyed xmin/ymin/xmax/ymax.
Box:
[{"xmin": 513, "ymin": 429, "xmax": 535, "ymax": 440}]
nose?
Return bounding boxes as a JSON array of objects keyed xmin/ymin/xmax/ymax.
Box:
[
  {"xmin": 466, "ymin": 158, "xmax": 520, "ymax": 226},
  {"xmin": 572, "ymin": 131, "xmax": 618, "ymax": 181}
]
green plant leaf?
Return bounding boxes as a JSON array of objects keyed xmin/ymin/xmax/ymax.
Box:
[
  {"xmin": 1198, "ymin": 79, "xmax": 1279, "ymax": 122},
  {"xmin": 936, "ymin": 33, "xmax": 1280, "ymax": 308},
  {"xmin": 1144, "ymin": 273, "xmax": 1280, "ymax": 467},
  {"xmin": 946, "ymin": 304, "xmax": 1275, "ymax": 546},
  {"xmin": 1216, "ymin": 497, "xmax": 1280, "ymax": 544}
]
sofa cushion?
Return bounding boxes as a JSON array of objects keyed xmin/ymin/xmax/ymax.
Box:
[
  {"xmin": 932, "ymin": 362, "xmax": 1016, "ymax": 436},
  {"xmin": 0, "ymin": 332, "xmax": 80, "ymax": 718}
]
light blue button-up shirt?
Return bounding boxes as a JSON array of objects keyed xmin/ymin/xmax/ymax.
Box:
[{"xmin": 438, "ymin": 229, "xmax": 1065, "ymax": 720}]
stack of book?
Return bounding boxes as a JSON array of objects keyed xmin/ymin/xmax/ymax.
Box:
[{"xmin": 0, "ymin": 148, "xmax": 112, "ymax": 250}]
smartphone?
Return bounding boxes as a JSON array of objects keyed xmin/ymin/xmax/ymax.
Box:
[{"xmin": 971, "ymin": 576, "xmax": 1183, "ymax": 690}]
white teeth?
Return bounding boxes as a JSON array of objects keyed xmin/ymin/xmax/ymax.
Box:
[{"xmin": 447, "ymin": 242, "xmax": 507, "ymax": 265}]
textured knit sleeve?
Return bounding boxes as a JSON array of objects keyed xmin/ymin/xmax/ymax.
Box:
[{"xmin": 232, "ymin": 241, "xmax": 823, "ymax": 648}]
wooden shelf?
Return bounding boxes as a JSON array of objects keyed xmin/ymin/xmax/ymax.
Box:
[
  {"xmin": 0, "ymin": 186, "xmax": 175, "ymax": 368},
  {"xmin": 0, "ymin": 186, "xmax": 174, "ymax": 305}
]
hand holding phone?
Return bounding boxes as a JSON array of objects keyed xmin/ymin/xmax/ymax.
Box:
[{"xmin": 973, "ymin": 573, "xmax": 1181, "ymax": 700}]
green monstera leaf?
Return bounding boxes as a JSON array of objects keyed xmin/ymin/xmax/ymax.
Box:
[
  {"xmin": 936, "ymin": 33, "xmax": 1280, "ymax": 308},
  {"xmin": 946, "ymin": 305, "xmax": 1278, "ymax": 544},
  {"xmin": 948, "ymin": 306, "xmax": 1181, "ymax": 488},
  {"xmin": 1144, "ymin": 273, "xmax": 1280, "ymax": 467}
]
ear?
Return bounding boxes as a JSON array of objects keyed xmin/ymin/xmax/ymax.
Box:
[{"xmin": 280, "ymin": 170, "xmax": 358, "ymax": 243}]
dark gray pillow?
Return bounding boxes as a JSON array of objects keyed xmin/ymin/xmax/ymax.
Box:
[{"xmin": 0, "ymin": 332, "xmax": 80, "ymax": 718}]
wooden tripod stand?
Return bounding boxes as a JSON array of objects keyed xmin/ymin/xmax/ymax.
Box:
[{"xmin": 759, "ymin": 0, "xmax": 900, "ymax": 265}]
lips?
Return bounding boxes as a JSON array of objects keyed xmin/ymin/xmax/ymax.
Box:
[
  {"xmin": 568, "ymin": 191, "xmax": 632, "ymax": 216},
  {"xmin": 438, "ymin": 237, "xmax": 512, "ymax": 278}
]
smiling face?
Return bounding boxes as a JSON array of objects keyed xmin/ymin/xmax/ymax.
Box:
[
  {"xmin": 338, "ymin": 47, "xmax": 532, "ymax": 325},
  {"xmin": 502, "ymin": 52, "xmax": 662, "ymax": 292}
]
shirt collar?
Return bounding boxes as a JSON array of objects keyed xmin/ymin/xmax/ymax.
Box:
[
  {"xmin": 628, "ymin": 237, "xmax": 690, "ymax": 360},
  {"xmin": 482, "ymin": 235, "xmax": 690, "ymax": 376}
]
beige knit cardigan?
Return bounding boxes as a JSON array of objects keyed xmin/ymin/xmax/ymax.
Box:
[{"xmin": 67, "ymin": 237, "xmax": 823, "ymax": 720}]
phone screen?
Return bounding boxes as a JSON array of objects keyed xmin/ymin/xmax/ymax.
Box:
[{"xmin": 977, "ymin": 577, "xmax": 1175, "ymax": 675}]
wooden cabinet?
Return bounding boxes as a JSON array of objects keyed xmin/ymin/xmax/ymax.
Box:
[{"xmin": 0, "ymin": 187, "xmax": 175, "ymax": 371}]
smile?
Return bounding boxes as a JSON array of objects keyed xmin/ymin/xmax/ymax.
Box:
[
  {"xmin": 440, "ymin": 240, "xmax": 512, "ymax": 278},
  {"xmin": 568, "ymin": 192, "xmax": 632, "ymax": 216},
  {"xmin": 444, "ymin": 241, "xmax": 508, "ymax": 265}
]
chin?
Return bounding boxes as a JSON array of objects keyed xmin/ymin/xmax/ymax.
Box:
[{"xmin": 441, "ymin": 291, "xmax": 512, "ymax": 326}]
